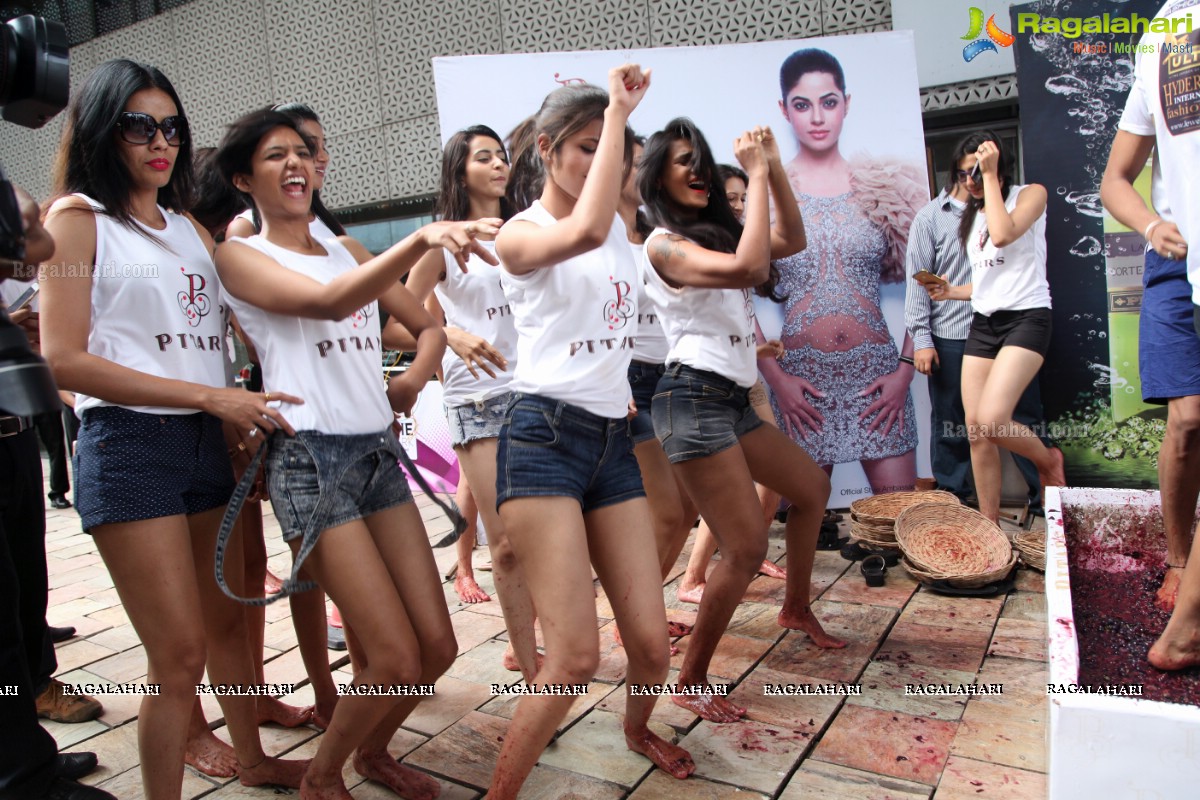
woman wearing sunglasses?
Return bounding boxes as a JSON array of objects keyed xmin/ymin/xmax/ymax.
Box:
[{"xmin": 40, "ymin": 60, "xmax": 308, "ymax": 799}]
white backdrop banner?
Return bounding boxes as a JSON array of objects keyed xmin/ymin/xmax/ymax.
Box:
[{"xmin": 433, "ymin": 32, "xmax": 933, "ymax": 508}]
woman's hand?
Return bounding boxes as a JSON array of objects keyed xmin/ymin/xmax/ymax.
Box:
[
  {"xmin": 421, "ymin": 219, "xmax": 502, "ymax": 272},
  {"xmin": 754, "ymin": 126, "xmax": 782, "ymax": 166},
  {"xmin": 733, "ymin": 131, "xmax": 767, "ymax": 177},
  {"xmin": 975, "ymin": 140, "xmax": 1000, "ymax": 179},
  {"xmin": 204, "ymin": 388, "xmax": 301, "ymax": 442},
  {"xmin": 768, "ymin": 371, "xmax": 824, "ymax": 440},
  {"xmin": 1149, "ymin": 220, "xmax": 1189, "ymax": 262},
  {"xmin": 756, "ymin": 338, "xmax": 784, "ymax": 360},
  {"xmin": 223, "ymin": 421, "xmax": 266, "ymax": 499},
  {"xmin": 608, "ymin": 64, "xmax": 651, "ymax": 116},
  {"xmin": 859, "ymin": 363, "xmax": 914, "ymax": 437},
  {"xmin": 925, "ymin": 282, "xmax": 970, "ymax": 302},
  {"xmin": 386, "ymin": 372, "xmax": 424, "ymax": 416},
  {"xmin": 447, "ymin": 326, "xmax": 507, "ymax": 379}
]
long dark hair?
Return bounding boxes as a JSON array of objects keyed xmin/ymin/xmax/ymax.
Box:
[
  {"xmin": 779, "ymin": 48, "xmax": 846, "ymax": 99},
  {"xmin": 640, "ymin": 119, "xmax": 781, "ymax": 301},
  {"xmin": 435, "ymin": 125, "xmax": 514, "ymax": 222},
  {"xmin": 270, "ymin": 103, "xmax": 345, "ymax": 236},
  {"xmin": 506, "ymin": 83, "xmax": 632, "ymax": 213},
  {"xmin": 52, "ymin": 59, "xmax": 194, "ymax": 234},
  {"xmin": 190, "ymin": 147, "xmax": 246, "ymax": 238},
  {"xmin": 213, "ymin": 109, "xmax": 313, "ymax": 222},
  {"xmin": 954, "ymin": 130, "xmax": 1013, "ymax": 249}
]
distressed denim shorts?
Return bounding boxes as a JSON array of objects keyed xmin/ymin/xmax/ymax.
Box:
[
  {"xmin": 266, "ymin": 429, "xmax": 413, "ymax": 544},
  {"xmin": 496, "ymin": 392, "xmax": 645, "ymax": 512},
  {"xmin": 651, "ymin": 363, "xmax": 763, "ymax": 464},
  {"xmin": 447, "ymin": 391, "xmax": 512, "ymax": 447},
  {"xmin": 75, "ymin": 407, "xmax": 234, "ymax": 532},
  {"xmin": 627, "ymin": 360, "xmax": 667, "ymax": 444}
]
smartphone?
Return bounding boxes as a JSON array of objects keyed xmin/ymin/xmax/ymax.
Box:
[
  {"xmin": 7, "ymin": 282, "xmax": 39, "ymax": 312},
  {"xmin": 913, "ymin": 270, "xmax": 948, "ymax": 287},
  {"xmin": 970, "ymin": 162, "xmax": 982, "ymax": 184}
]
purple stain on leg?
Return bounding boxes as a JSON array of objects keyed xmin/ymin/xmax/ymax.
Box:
[{"xmin": 963, "ymin": 40, "xmax": 998, "ymax": 62}]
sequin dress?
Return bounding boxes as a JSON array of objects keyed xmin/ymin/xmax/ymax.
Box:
[{"xmin": 770, "ymin": 190, "xmax": 917, "ymax": 465}]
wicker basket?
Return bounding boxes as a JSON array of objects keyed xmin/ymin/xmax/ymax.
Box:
[
  {"xmin": 1013, "ymin": 529, "xmax": 1046, "ymax": 572},
  {"xmin": 849, "ymin": 518, "xmax": 900, "ymax": 548},
  {"xmin": 894, "ymin": 503, "xmax": 1013, "ymax": 580},
  {"xmin": 850, "ymin": 490, "xmax": 960, "ymax": 526},
  {"xmin": 901, "ymin": 553, "xmax": 1019, "ymax": 588}
]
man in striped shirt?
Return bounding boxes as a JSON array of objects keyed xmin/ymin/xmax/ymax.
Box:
[{"xmin": 903, "ymin": 173, "xmax": 1046, "ymax": 512}]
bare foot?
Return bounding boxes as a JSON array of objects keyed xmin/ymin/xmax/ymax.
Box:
[
  {"xmin": 676, "ymin": 582, "xmax": 705, "ymax": 605},
  {"xmin": 666, "ymin": 620, "xmax": 693, "ymax": 637},
  {"xmin": 502, "ymin": 646, "xmax": 545, "ymax": 675},
  {"xmin": 257, "ymin": 696, "xmax": 314, "ymax": 728},
  {"xmin": 312, "ymin": 698, "xmax": 337, "ymax": 730},
  {"xmin": 264, "ymin": 569, "xmax": 284, "ymax": 595},
  {"xmin": 353, "ymin": 750, "xmax": 441, "ymax": 800},
  {"xmin": 1149, "ymin": 623, "xmax": 1200, "ymax": 671},
  {"xmin": 672, "ymin": 690, "xmax": 747, "ymax": 723},
  {"xmin": 239, "ymin": 755, "xmax": 310, "ymax": 789},
  {"xmin": 625, "ymin": 729, "xmax": 695, "ymax": 779},
  {"xmin": 454, "ymin": 573, "xmax": 490, "ymax": 604},
  {"xmin": 1040, "ymin": 446, "xmax": 1066, "ymax": 492},
  {"xmin": 300, "ymin": 771, "xmax": 353, "ymax": 800},
  {"xmin": 758, "ymin": 560, "xmax": 787, "ymax": 580},
  {"xmin": 184, "ymin": 728, "xmax": 238, "ymax": 778},
  {"xmin": 1157, "ymin": 567, "xmax": 1184, "ymax": 613},
  {"xmin": 778, "ymin": 604, "xmax": 847, "ymax": 649}
]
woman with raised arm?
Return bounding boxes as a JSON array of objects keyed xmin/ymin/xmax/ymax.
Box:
[
  {"xmin": 213, "ymin": 107, "xmax": 494, "ymax": 800},
  {"xmin": 925, "ymin": 131, "xmax": 1064, "ymax": 522},
  {"xmin": 393, "ymin": 123, "xmax": 541, "ymax": 679},
  {"xmin": 39, "ymin": 60, "xmax": 309, "ymax": 799},
  {"xmin": 485, "ymin": 66, "xmax": 694, "ymax": 798},
  {"xmin": 640, "ymin": 118, "xmax": 843, "ymax": 724}
]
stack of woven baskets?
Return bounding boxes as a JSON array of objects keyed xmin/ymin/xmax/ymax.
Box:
[
  {"xmin": 1012, "ymin": 529, "xmax": 1046, "ymax": 571},
  {"xmin": 849, "ymin": 490, "xmax": 960, "ymax": 550},
  {"xmin": 894, "ymin": 503, "xmax": 1019, "ymax": 588}
]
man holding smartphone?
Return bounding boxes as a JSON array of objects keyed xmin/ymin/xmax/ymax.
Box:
[{"xmin": 904, "ymin": 166, "xmax": 1047, "ymax": 512}]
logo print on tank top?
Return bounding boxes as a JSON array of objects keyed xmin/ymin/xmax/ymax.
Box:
[
  {"xmin": 349, "ymin": 303, "xmax": 375, "ymax": 330},
  {"xmin": 178, "ymin": 268, "xmax": 211, "ymax": 327},
  {"xmin": 603, "ymin": 275, "xmax": 634, "ymax": 331}
]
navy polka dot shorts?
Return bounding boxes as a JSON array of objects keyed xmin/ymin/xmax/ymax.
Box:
[{"xmin": 75, "ymin": 406, "xmax": 235, "ymax": 532}]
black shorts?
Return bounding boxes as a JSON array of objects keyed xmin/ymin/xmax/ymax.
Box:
[{"xmin": 965, "ymin": 308, "xmax": 1053, "ymax": 359}]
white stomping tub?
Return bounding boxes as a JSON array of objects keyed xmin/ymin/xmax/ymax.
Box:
[{"xmin": 1045, "ymin": 487, "xmax": 1200, "ymax": 799}]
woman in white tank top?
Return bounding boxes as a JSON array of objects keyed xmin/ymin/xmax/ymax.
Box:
[
  {"xmin": 639, "ymin": 118, "xmax": 843, "ymax": 723},
  {"xmin": 485, "ymin": 67, "xmax": 695, "ymax": 798},
  {"xmin": 213, "ymin": 108, "xmax": 496, "ymax": 800},
  {"xmin": 397, "ymin": 124, "xmax": 542, "ymax": 681},
  {"xmin": 40, "ymin": 60, "xmax": 309, "ymax": 797}
]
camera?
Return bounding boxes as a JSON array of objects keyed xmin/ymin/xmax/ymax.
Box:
[
  {"xmin": 0, "ymin": 14, "xmax": 68, "ymax": 416},
  {"xmin": 1, "ymin": 14, "xmax": 69, "ymax": 129}
]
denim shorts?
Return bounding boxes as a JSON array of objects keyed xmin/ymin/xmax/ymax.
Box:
[
  {"xmin": 447, "ymin": 392, "xmax": 512, "ymax": 447},
  {"xmin": 628, "ymin": 361, "xmax": 667, "ymax": 444},
  {"xmin": 75, "ymin": 406, "xmax": 234, "ymax": 532},
  {"xmin": 651, "ymin": 363, "xmax": 764, "ymax": 464},
  {"xmin": 496, "ymin": 392, "xmax": 645, "ymax": 512},
  {"xmin": 266, "ymin": 429, "xmax": 413, "ymax": 544}
]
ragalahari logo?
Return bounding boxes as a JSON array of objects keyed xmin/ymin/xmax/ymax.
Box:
[{"xmin": 961, "ymin": 7, "xmax": 1016, "ymax": 61}]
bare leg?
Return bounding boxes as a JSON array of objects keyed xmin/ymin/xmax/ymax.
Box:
[
  {"xmin": 587, "ymin": 500, "xmax": 693, "ymax": 780},
  {"xmin": 1150, "ymin": 522, "xmax": 1200, "ymax": 670},
  {"xmin": 290, "ymin": 567, "xmax": 338, "ymax": 728},
  {"xmin": 452, "ymin": 478, "xmax": 489, "ymax": 604},
  {"xmin": 633, "ymin": 437, "xmax": 697, "ymax": 641},
  {"xmin": 1157, "ymin": 396, "xmax": 1200, "ymax": 611},
  {"xmin": 961, "ymin": 356, "xmax": 1003, "ymax": 522},
  {"xmin": 678, "ymin": 524, "xmax": 717, "ymax": 605},
  {"xmin": 184, "ymin": 697, "xmax": 238, "ymax": 778},
  {"xmin": 457, "ymin": 440, "xmax": 541, "ymax": 681}
]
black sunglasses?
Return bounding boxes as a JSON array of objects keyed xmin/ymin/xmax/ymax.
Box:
[{"xmin": 115, "ymin": 112, "xmax": 187, "ymax": 146}]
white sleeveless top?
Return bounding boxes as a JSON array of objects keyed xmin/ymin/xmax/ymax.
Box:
[
  {"xmin": 222, "ymin": 235, "xmax": 393, "ymax": 434},
  {"xmin": 630, "ymin": 240, "xmax": 670, "ymax": 365},
  {"xmin": 74, "ymin": 194, "xmax": 229, "ymax": 416},
  {"xmin": 967, "ymin": 185, "xmax": 1052, "ymax": 317},
  {"xmin": 435, "ymin": 242, "xmax": 517, "ymax": 406},
  {"xmin": 500, "ymin": 202, "xmax": 636, "ymax": 419},
  {"xmin": 233, "ymin": 208, "xmax": 338, "ymax": 243},
  {"xmin": 643, "ymin": 227, "xmax": 759, "ymax": 388}
]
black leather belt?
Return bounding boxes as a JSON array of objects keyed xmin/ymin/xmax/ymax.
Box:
[{"xmin": 0, "ymin": 415, "xmax": 32, "ymax": 438}]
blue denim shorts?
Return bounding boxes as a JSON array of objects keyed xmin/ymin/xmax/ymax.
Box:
[
  {"xmin": 628, "ymin": 361, "xmax": 666, "ymax": 444},
  {"xmin": 75, "ymin": 406, "xmax": 234, "ymax": 532},
  {"xmin": 496, "ymin": 392, "xmax": 645, "ymax": 512},
  {"xmin": 651, "ymin": 363, "xmax": 764, "ymax": 464},
  {"xmin": 266, "ymin": 429, "xmax": 413, "ymax": 544},
  {"xmin": 447, "ymin": 392, "xmax": 512, "ymax": 447}
]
